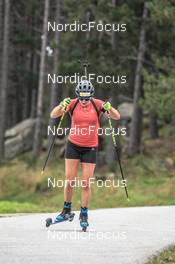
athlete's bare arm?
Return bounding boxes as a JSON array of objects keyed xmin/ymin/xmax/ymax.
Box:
[{"xmin": 50, "ymin": 104, "xmax": 66, "ymax": 118}]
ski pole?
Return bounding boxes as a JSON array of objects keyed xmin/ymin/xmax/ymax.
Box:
[
  {"xmin": 41, "ymin": 109, "xmax": 66, "ymax": 175},
  {"xmin": 108, "ymin": 116, "xmax": 130, "ymax": 201}
]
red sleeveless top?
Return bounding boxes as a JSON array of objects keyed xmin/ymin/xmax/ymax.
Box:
[{"xmin": 67, "ymin": 98, "xmax": 104, "ymax": 147}]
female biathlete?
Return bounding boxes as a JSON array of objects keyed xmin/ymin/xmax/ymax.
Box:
[{"xmin": 49, "ymin": 80, "xmax": 120, "ymax": 231}]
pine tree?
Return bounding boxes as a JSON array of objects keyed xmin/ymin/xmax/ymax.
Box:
[
  {"xmin": 33, "ymin": 0, "xmax": 50, "ymax": 156},
  {"xmin": 128, "ymin": 2, "xmax": 148, "ymax": 155}
]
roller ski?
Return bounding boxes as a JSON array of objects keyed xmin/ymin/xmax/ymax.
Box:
[
  {"xmin": 46, "ymin": 202, "xmax": 75, "ymax": 227},
  {"xmin": 79, "ymin": 207, "xmax": 89, "ymax": 232}
]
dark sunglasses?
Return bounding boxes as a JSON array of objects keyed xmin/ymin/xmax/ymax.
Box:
[{"xmin": 79, "ymin": 97, "xmax": 91, "ymax": 101}]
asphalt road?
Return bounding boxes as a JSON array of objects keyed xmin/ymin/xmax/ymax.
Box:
[{"xmin": 0, "ymin": 206, "xmax": 175, "ymax": 264}]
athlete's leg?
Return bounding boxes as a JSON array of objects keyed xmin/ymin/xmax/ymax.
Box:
[
  {"xmin": 64, "ymin": 159, "xmax": 79, "ymax": 202},
  {"xmin": 81, "ymin": 162, "xmax": 96, "ymax": 207},
  {"xmin": 46, "ymin": 158, "xmax": 79, "ymax": 225}
]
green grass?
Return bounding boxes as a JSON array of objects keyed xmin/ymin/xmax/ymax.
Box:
[
  {"xmin": 146, "ymin": 245, "xmax": 175, "ymax": 264},
  {"xmin": 0, "ymin": 201, "xmax": 48, "ymax": 213},
  {"xmin": 0, "ymin": 129, "xmax": 175, "ymax": 213}
]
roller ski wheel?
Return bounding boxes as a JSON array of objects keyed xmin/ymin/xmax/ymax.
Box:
[
  {"xmin": 45, "ymin": 212, "xmax": 75, "ymax": 227},
  {"xmin": 67, "ymin": 212, "xmax": 75, "ymax": 222},
  {"xmin": 46, "ymin": 217, "xmax": 52, "ymax": 227},
  {"xmin": 79, "ymin": 214, "xmax": 89, "ymax": 232},
  {"xmin": 82, "ymin": 226, "xmax": 87, "ymax": 232}
]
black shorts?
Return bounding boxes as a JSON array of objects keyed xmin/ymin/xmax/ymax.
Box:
[{"xmin": 65, "ymin": 140, "xmax": 97, "ymax": 164}]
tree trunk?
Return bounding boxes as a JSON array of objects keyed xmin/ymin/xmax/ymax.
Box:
[
  {"xmin": 23, "ymin": 52, "xmax": 31, "ymax": 120},
  {"xmin": 48, "ymin": 0, "xmax": 62, "ymax": 147},
  {"xmin": 30, "ymin": 51, "xmax": 38, "ymax": 118},
  {"xmin": 111, "ymin": 0, "xmax": 118, "ymax": 50},
  {"xmin": 0, "ymin": 0, "xmax": 10, "ymax": 161},
  {"xmin": 149, "ymin": 112, "xmax": 159, "ymax": 139},
  {"xmin": 49, "ymin": 0, "xmax": 61, "ymax": 112},
  {"xmin": 33, "ymin": 0, "xmax": 50, "ymax": 156},
  {"xmin": 0, "ymin": 0, "xmax": 3, "ymax": 79},
  {"xmin": 30, "ymin": 89, "xmax": 37, "ymax": 118},
  {"xmin": 0, "ymin": 0, "xmax": 3, "ymax": 117},
  {"xmin": 128, "ymin": 2, "xmax": 148, "ymax": 156}
]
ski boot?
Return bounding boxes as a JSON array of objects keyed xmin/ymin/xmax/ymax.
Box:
[
  {"xmin": 79, "ymin": 207, "xmax": 89, "ymax": 232},
  {"xmin": 46, "ymin": 202, "xmax": 75, "ymax": 227}
]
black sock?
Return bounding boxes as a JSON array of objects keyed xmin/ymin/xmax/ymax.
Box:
[
  {"xmin": 80, "ymin": 206, "xmax": 88, "ymax": 216},
  {"xmin": 63, "ymin": 201, "xmax": 72, "ymax": 212}
]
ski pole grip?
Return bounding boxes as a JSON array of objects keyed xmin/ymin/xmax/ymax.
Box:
[{"xmin": 102, "ymin": 101, "xmax": 110, "ymax": 115}]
